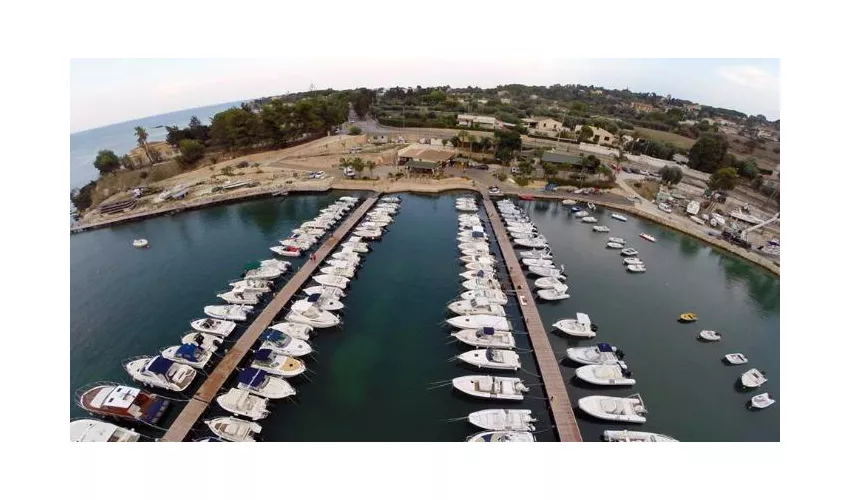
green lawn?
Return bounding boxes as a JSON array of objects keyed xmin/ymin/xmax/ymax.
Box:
[{"xmin": 634, "ymin": 127, "xmax": 696, "ymax": 149}]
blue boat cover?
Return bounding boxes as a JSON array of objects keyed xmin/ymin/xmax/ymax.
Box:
[
  {"xmin": 175, "ymin": 343, "xmax": 200, "ymax": 362},
  {"xmin": 597, "ymin": 342, "xmax": 613, "ymax": 352},
  {"xmin": 475, "ymin": 270, "xmax": 485, "ymax": 277},
  {"xmin": 260, "ymin": 330, "xmax": 284, "ymax": 342},
  {"xmin": 238, "ymin": 367, "xmax": 267, "ymax": 387},
  {"xmin": 472, "ymin": 231, "xmax": 485, "ymax": 238},
  {"xmin": 481, "ymin": 433, "xmax": 494, "ymax": 442},
  {"xmin": 307, "ymin": 294, "xmax": 320, "ymax": 303},
  {"xmin": 570, "ymin": 206, "xmax": 581, "ymax": 212},
  {"xmin": 482, "ymin": 327, "xmax": 495, "ymax": 336},
  {"xmin": 254, "ymin": 349, "xmax": 273, "ymax": 362},
  {"xmin": 147, "ymin": 356, "xmax": 174, "ymax": 375}
]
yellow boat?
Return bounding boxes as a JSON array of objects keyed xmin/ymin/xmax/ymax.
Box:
[{"xmin": 678, "ymin": 313, "xmax": 698, "ymax": 323}]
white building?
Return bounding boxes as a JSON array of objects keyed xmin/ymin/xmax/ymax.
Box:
[{"xmin": 457, "ymin": 114, "xmax": 498, "ymax": 130}]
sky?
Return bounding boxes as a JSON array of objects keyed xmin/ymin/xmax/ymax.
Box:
[{"xmin": 70, "ymin": 58, "xmax": 780, "ymax": 133}]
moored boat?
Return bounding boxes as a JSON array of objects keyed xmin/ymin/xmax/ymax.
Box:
[
  {"xmin": 467, "ymin": 430, "xmax": 535, "ymax": 442},
  {"xmin": 620, "ymin": 248, "xmax": 639, "ymax": 257},
  {"xmin": 447, "ymin": 314, "xmax": 511, "ymax": 331},
  {"xmin": 124, "ymin": 356, "xmax": 197, "ymax": 392},
  {"xmin": 451, "ymin": 327, "xmax": 516, "ymax": 349},
  {"xmin": 740, "ymin": 368, "xmax": 767, "ymax": 388},
  {"xmin": 603, "ymin": 430, "xmax": 677, "ymax": 442},
  {"xmin": 285, "ymin": 301, "xmax": 340, "ymax": 328},
  {"xmin": 575, "ymin": 361, "xmax": 636, "ymax": 386},
  {"xmin": 537, "ymin": 284, "xmax": 570, "ymax": 301},
  {"xmin": 250, "ymin": 349, "xmax": 306, "ymax": 378},
  {"xmin": 191, "ymin": 317, "xmax": 236, "ymax": 337},
  {"xmin": 270, "ymin": 245, "xmax": 302, "ymax": 258},
  {"xmin": 626, "ymin": 264, "xmax": 647, "ymax": 273},
  {"xmin": 535, "ymin": 276, "xmax": 567, "ymax": 288},
  {"xmin": 236, "ymin": 367, "xmax": 296, "ymax": 399},
  {"xmin": 216, "ymin": 388, "xmax": 270, "ymax": 420},
  {"xmin": 457, "ymin": 348, "xmax": 521, "ymax": 371},
  {"xmin": 452, "ymin": 375, "xmax": 529, "ymax": 400},
  {"xmin": 205, "ymin": 417, "xmax": 261, "ymax": 442},
  {"xmin": 724, "ymin": 353, "xmax": 748, "ymax": 365},
  {"xmin": 204, "ymin": 304, "xmax": 253, "ymax": 321},
  {"xmin": 610, "ymin": 213, "xmax": 628, "ymax": 222},
  {"xmin": 749, "ymin": 392, "xmax": 775, "ymax": 409},
  {"xmin": 640, "ymin": 233, "xmax": 656, "ymax": 242},
  {"xmin": 460, "ymin": 289, "xmax": 508, "ymax": 305},
  {"xmin": 76, "ymin": 383, "xmax": 170, "ymax": 425},
  {"xmin": 578, "ymin": 394, "xmax": 648, "ymax": 423},
  {"xmin": 259, "ymin": 329, "xmax": 313, "ymax": 357},
  {"xmin": 699, "ymin": 330, "xmax": 722, "ymax": 341},
  {"xmin": 565, "ymin": 342, "xmax": 624, "ymax": 365},
  {"xmin": 161, "ymin": 343, "xmax": 213, "ymax": 369},
  {"xmin": 312, "ymin": 274, "xmax": 350, "ymax": 289},
  {"xmin": 468, "ymin": 409, "xmax": 536, "ymax": 431},
  {"xmin": 553, "ymin": 313, "xmax": 597, "ymax": 338},
  {"xmin": 268, "ymin": 321, "xmax": 313, "ymax": 341},
  {"xmin": 70, "ymin": 419, "xmax": 141, "ymax": 442}
]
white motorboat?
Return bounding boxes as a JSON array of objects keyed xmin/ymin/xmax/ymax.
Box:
[
  {"xmin": 608, "ymin": 237, "xmax": 626, "ymax": 244},
  {"xmin": 522, "ymin": 258, "xmax": 555, "ymax": 267},
  {"xmin": 724, "ymin": 353, "xmax": 748, "ymax": 365},
  {"xmin": 518, "ymin": 249, "xmax": 552, "ymax": 259},
  {"xmin": 353, "ymin": 229, "xmax": 382, "ymax": 239},
  {"xmin": 574, "ymin": 210, "xmax": 589, "ymax": 217},
  {"xmin": 537, "ymin": 285, "xmax": 570, "ymax": 301},
  {"xmin": 228, "ymin": 279, "xmax": 272, "ymax": 293},
  {"xmin": 579, "ymin": 394, "xmax": 647, "ymax": 423},
  {"xmin": 258, "ymin": 259, "xmax": 291, "ymax": 272},
  {"xmin": 216, "ymin": 388, "xmax": 270, "ymax": 420},
  {"xmin": 620, "ymin": 248, "xmax": 639, "ymax": 257},
  {"xmin": 341, "ymin": 242, "xmax": 369, "ymax": 253},
  {"xmin": 268, "ymin": 321, "xmax": 313, "ymax": 341},
  {"xmin": 553, "ymin": 313, "xmax": 597, "ymax": 338},
  {"xmin": 270, "ymin": 245, "xmax": 302, "ymax": 258},
  {"xmin": 468, "ymin": 409, "xmax": 536, "ymax": 431},
  {"xmin": 205, "ymin": 416, "xmax": 261, "ymax": 442},
  {"xmin": 330, "ymin": 252, "xmax": 361, "ymax": 265},
  {"xmin": 320, "ymin": 266, "xmax": 355, "ymax": 278},
  {"xmin": 236, "ymin": 367, "xmax": 296, "ymax": 399},
  {"xmin": 610, "ymin": 213, "xmax": 628, "ymax": 222},
  {"xmin": 452, "ymin": 327, "xmax": 516, "ymax": 349},
  {"xmin": 251, "ymin": 348, "xmax": 306, "ymax": 377},
  {"xmin": 70, "ymin": 419, "xmax": 141, "ymax": 442},
  {"xmin": 575, "ymin": 361, "xmax": 636, "ymax": 386},
  {"xmin": 452, "ymin": 375, "xmax": 529, "ymax": 401},
  {"xmin": 161, "ymin": 343, "xmax": 213, "ymax": 369},
  {"xmin": 460, "ymin": 270, "xmax": 497, "ymax": 281},
  {"xmin": 302, "ymin": 285, "xmax": 345, "ymax": 299},
  {"xmin": 260, "ymin": 329, "xmax": 313, "ymax": 357},
  {"xmin": 285, "ymin": 301, "xmax": 340, "ymax": 328},
  {"xmin": 326, "ymin": 259, "xmax": 358, "ymax": 270},
  {"xmin": 181, "ymin": 331, "xmax": 222, "ymax": 352},
  {"xmin": 191, "ymin": 317, "xmax": 236, "ymax": 337},
  {"xmin": 658, "ymin": 203, "xmax": 672, "ymax": 214},
  {"xmin": 243, "ymin": 267, "xmax": 282, "ymax": 280},
  {"xmin": 623, "ymin": 257, "xmax": 643, "ymax": 266},
  {"xmin": 217, "ymin": 289, "xmax": 262, "ymax": 305},
  {"xmin": 124, "ymin": 356, "xmax": 197, "ymax": 392},
  {"xmin": 527, "ymin": 265, "xmax": 565, "ymax": 278},
  {"xmin": 312, "ymin": 274, "xmax": 350, "ymax": 289},
  {"xmin": 448, "ymin": 298, "xmax": 506, "ymax": 317},
  {"xmin": 461, "ymin": 249, "xmax": 493, "ymax": 258},
  {"xmin": 626, "ymin": 264, "xmax": 647, "ymax": 273},
  {"xmin": 467, "ymin": 430, "xmax": 535, "ymax": 442},
  {"xmin": 562, "ymin": 199, "xmax": 577, "ymax": 205},
  {"xmin": 380, "ymin": 195, "xmax": 401, "ymax": 203},
  {"xmin": 509, "ymin": 231, "xmax": 538, "ymax": 240},
  {"xmin": 460, "ymin": 255, "xmax": 496, "ymax": 266},
  {"xmin": 582, "ymin": 216, "xmax": 598, "ymax": 223},
  {"xmin": 699, "ymin": 330, "xmax": 722, "ymax": 341},
  {"xmin": 204, "ymin": 304, "xmax": 253, "ymax": 321},
  {"xmin": 592, "ymin": 226, "xmax": 610, "ymax": 232},
  {"xmin": 447, "ymin": 314, "xmax": 511, "ymax": 331},
  {"xmin": 292, "ymin": 227, "xmax": 325, "ymax": 237},
  {"xmin": 293, "ymin": 293, "xmax": 343, "ymax": 312},
  {"xmin": 749, "ymin": 392, "xmax": 775, "ymax": 409},
  {"xmin": 280, "ymin": 238, "xmax": 313, "ymax": 250},
  {"xmin": 606, "ymin": 242, "xmax": 624, "ymax": 249},
  {"xmin": 458, "ymin": 235, "xmax": 488, "ymax": 244},
  {"xmin": 460, "ymin": 289, "xmax": 508, "ymax": 305},
  {"xmin": 535, "ymin": 276, "xmax": 567, "ymax": 288},
  {"xmin": 740, "ymin": 368, "xmax": 767, "ymax": 388},
  {"xmin": 506, "ymin": 225, "xmax": 537, "ymax": 234},
  {"xmin": 465, "ymin": 262, "xmax": 496, "ymax": 272},
  {"xmin": 513, "ymin": 238, "xmax": 548, "ymax": 248},
  {"xmin": 459, "ymin": 242, "xmax": 490, "ymax": 252},
  {"xmin": 566, "ymin": 342, "xmax": 624, "ymax": 365},
  {"xmin": 133, "ymin": 239, "xmax": 149, "ymax": 248},
  {"xmin": 640, "ymin": 233, "xmax": 656, "ymax": 242},
  {"xmin": 603, "ymin": 430, "xmax": 677, "ymax": 442},
  {"xmin": 462, "ymin": 278, "xmax": 502, "ymax": 291},
  {"xmin": 457, "ymin": 348, "xmax": 520, "ymax": 371}
]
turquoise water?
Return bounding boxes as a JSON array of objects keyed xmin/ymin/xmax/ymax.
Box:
[{"xmin": 69, "ymin": 193, "xmax": 779, "ymax": 441}]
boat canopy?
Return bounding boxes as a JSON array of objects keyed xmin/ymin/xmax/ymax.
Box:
[
  {"xmin": 254, "ymin": 349, "xmax": 274, "ymax": 362},
  {"xmin": 147, "ymin": 356, "xmax": 174, "ymax": 375},
  {"xmin": 597, "ymin": 342, "xmax": 613, "ymax": 352},
  {"xmin": 472, "ymin": 231, "xmax": 485, "ymax": 238},
  {"xmin": 260, "ymin": 330, "xmax": 285, "ymax": 342},
  {"xmin": 307, "ymin": 294, "xmax": 321, "ymax": 303},
  {"xmin": 481, "ymin": 327, "xmax": 495, "ymax": 336},
  {"xmin": 175, "ymin": 343, "xmax": 201, "ymax": 362},
  {"xmin": 238, "ymin": 368, "xmax": 266, "ymax": 388}
]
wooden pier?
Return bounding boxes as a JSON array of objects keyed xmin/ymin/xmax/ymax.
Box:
[
  {"xmin": 480, "ymin": 194, "xmax": 584, "ymax": 442},
  {"xmin": 161, "ymin": 195, "xmax": 378, "ymax": 442}
]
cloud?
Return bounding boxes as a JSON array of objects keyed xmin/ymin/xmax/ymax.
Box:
[{"xmin": 717, "ymin": 65, "xmax": 778, "ymax": 90}]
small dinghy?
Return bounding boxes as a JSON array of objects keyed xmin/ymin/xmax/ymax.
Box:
[
  {"xmin": 133, "ymin": 239, "xmax": 149, "ymax": 248},
  {"xmin": 191, "ymin": 317, "xmax": 236, "ymax": 337},
  {"xmin": 640, "ymin": 233, "xmax": 656, "ymax": 242},
  {"xmin": 217, "ymin": 289, "xmax": 262, "ymax": 305},
  {"xmin": 462, "ymin": 278, "xmax": 503, "ymax": 291},
  {"xmin": 579, "ymin": 394, "xmax": 647, "ymax": 423},
  {"xmin": 204, "ymin": 304, "xmax": 253, "ymax": 321},
  {"xmin": 575, "ymin": 361, "xmax": 636, "ymax": 386},
  {"xmin": 749, "ymin": 392, "xmax": 775, "ymax": 409},
  {"xmin": 312, "ymin": 274, "xmax": 350, "ymax": 289},
  {"xmin": 457, "ymin": 348, "xmax": 521, "ymax": 371},
  {"xmin": 460, "ymin": 289, "xmax": 508, "ymax": 305},
  {"xmin": 575, "ymin": 210, "xmax": 589, "ymax": 217},
  {"xmin": 562, "ymin": 199, "xmax": 577, "ymax": 205},
  {"xmin": 260, "ymin": 329, "xmax": 312, "ymax": 357},
  {"xmin": 566, "ymin": 342, "xmax": 624, "ymax": 365},
  {"xmin": 205, "ymin": 416, "xmax": 261, "ymax": 442},
  {"xmin": 268, "ymin": 321, "xmax": 313, "ymax": 341},
  {"xmin": 293, "ymin": 293, "xmax": 343, "ymax": 312},
  {"xmin": 724, "ymin": 353, "xmax": 748, "ymax": 365},
  {"xmin": 527, "ymin": 265, "xmax": 565, "ymax": 278},
  {"xmin": 216, "ymin": 388, "xmax": 270, "ymax": 420},
  {"xmin": 236, "ymin": 367, "xmax": 296, "ymax": 399},
  {"xmin": 447, "ymin": 314, "xmax": 511, "ymax": 331},
  {"xmin": 124, "ymin": 356, "xmax": 197, "ymax": 392},
  {"xmin": 320, "ymin": 266, "xmax": 355, "ymax": 278},
  {"xmin": 448, "ymin": 298, "xmax": 506, "ymax": 316},
  {"xmin": 452, "ymin": 375, "xmax": 529, "ymax": 400},
  {"xmin": 161, "ymin": 343, "xmax": 213, "ymax": 369},
  {"xmin": 468, "ymin": 409, "xmax": 536, "ymax": 431},
  {"xmin": 592, "ymin": 225, "xmax": 610, "ymax": 232},
  {"xmin": 609, "ymin": 237, "xmax": 626, "ymax": 244},
  {"xmin": 228, "ymin": 279, "xmax": 272, "ymax": 293},
  {"xmin": 513, "ymin": 238, "xmax": 549, "ymax": 248},
  {"xmin": 678, "ymin": 312, "xmax": 698, "ymax": 323},
  {"xmin": 251, "ymin": 349, "xmax": 306, "ymax": 378},
  {"xmin": 699, "ymin": 330, "xmax": 722, "ymax": 341},
  {"xmin": 623, "ymin": 257, "xmax": 643, "ymax": 266},
  {"xmin": 518, "ymin": 249, "xmax": 553, "ymax": 259},
  {"xmin": 610, "ymin": 213, "xmax": 628, "ymax": 222},
  {"xmin": 626, "ymin": 264, "xmax": 646, "ymax": 273},
  {"xmin": 302, "ymin": 285, "xmax": 345, "ymax": 299},
  {"xmin": 285, "ymin": 301, "xmax": 340, "ymax": 328},
  {"xmin": 537, "ymin": 284, "xmax": 570, "ymax": 301},
  {"xmin": 553, "ymin": 313, "xmax": 598, "ymax": 338},
  {"xmin": 270, "ymin": 245, "xmax": 302, "ymax": 258},
  {"xmin": 582, "ymin": 216, "xmax": 598, "ymax": 223},
  {"xmin": 452, "ymin": 327, "xmax": 516, "ymax": 349},
  {"xmin": 603, "ymin": 430, "xmax": 677, "ymax": 442},
  {"xmin": 535, "ymin": 276, "xmax": 567, "ymax": 289},
  {"xmin": 740, "ymin": 368, "xmax": 767, "ymax": 388},
  {"xmin": 467, "ymin": 430, "xmax": 535, "ymax": 442},
  {"xmin": 606, "ymin": 241, "xmax": 624, "ymax": 249},
  {"xmin": 522, "ymin": 258, "xmax": 554, "ymax": 267},
  {"xmin": 620, "ymin": 248, "xmax": 639, "ymax": 257}
]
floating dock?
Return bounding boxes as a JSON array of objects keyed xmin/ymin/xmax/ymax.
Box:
[
  {"xmin": 161, "ymin": 195, "xmax": 378, "ymax": 442},
  {"xmin": 480, "ymin": 193, "xmax": 583, "ymax": 442}
]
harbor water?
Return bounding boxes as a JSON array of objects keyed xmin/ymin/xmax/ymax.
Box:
[{"xmin": 70, "ymin": 192, "xmax": 779, "ymax": 441}]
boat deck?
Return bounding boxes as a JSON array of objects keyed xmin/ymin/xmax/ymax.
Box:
[
  {"xmin": 480, "ymin": 193, "xmax": 583, "ymax": 442},
  {"xmin": 161, "ymin": 195, "xmax": 378, "ymax": 442}
]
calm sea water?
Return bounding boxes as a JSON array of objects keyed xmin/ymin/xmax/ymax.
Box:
[
  {"xmin": 70, "ymin": 101, "xmax": 243, "ymax": 189},
  {"xmin": 69, "ymin": 193, "xmax": 779, "ymax": 441}
]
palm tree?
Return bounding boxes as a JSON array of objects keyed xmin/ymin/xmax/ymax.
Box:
[{"xmin": 134, "ymin": 126, "xmax": 154, "ymax": 165}]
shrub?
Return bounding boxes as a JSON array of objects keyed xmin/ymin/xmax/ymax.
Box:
[
  {"xmin": 515, "ymin": 176, "xmax": 530, "ymax": 187},
  {"xmin": 221, "ymin": 166, "xmax": 234, "ymax": 176},
  {"xmin": 349, "ymin": 126, "xmax": 362, "ymax": 135},
  {"xmin": 497, "ymin": 172, "xmax": 507, "ymax": 182},
  {"xmin": 634, "ymin": 181, "xmax": 643, "ymax": 188}
]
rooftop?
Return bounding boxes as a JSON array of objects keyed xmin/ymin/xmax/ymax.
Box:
[{"xmin": 541, "ymin": 151, "xmax": 583, "ymax": 165}]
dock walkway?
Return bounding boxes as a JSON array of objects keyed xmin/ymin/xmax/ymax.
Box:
[
  {"xmin": 161, "ymin": 195, "xmax": 378, "ymax": 442},
  {"xmin": 480, "ymin": 194, "xmax": 583, "ymax": 442}
]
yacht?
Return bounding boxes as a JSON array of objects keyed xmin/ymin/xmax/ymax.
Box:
[
  {"xmin": 268, "ymin": 321, "xmax": 313, "ymax": 341},
  {"xmin": 457, "ymin": 348, "xmax": 521, "ymax": 371},
  {"xmin": 236, "ymin": 367, "xmax": 297, "ymax": 400},
  {"xmin": 259, "ymin": 329, "xmax": 313, "ymax": 357},
  {"xmin": 565, "ymin": 343, "xmax": 623, "ymax": 365},
  {"xmin": 467, "ymin": 431, "xmax": 535, "ymax": 442},
  {"xmin": 191, "ymin": 317, "xmax": 236, "ymax": 337},
  {"xmin": 603, "ymin": 430, "xmax": 677, "ymax": 442},
  {"xmin": 124, "ymin": 356, "xmax": 197, "ymax": 392},
  {"xmin": 578, "ymin": 394, "xmax": 648, "ymax": 423},
  {"xmin": 452, "ymin": 327, "xmax": 516, "ymax": 349},
  {"xmin": 447, "ymin": 314, "xmax": 511, "ymax": 331},
  {"xmin": 468, "ymin": 409, "xmax": 536, "ymax": 431},
  {"xmin": 228, "ymin": 279, "xmax": 272, "ymax": 293},
  {"xmin": 575, "ymin": 361, "xmax": 636, "ymax": 386},
  {"xmin": 452, "ymin": 375, "xmax": 529, "ymax": 401},
  {"xmin": 285, "ymin": 301, "xmax": 340, "ymax": 328},
  {"xmin": 553, "ymin": 313, "xmax": 598, "ymax": 338},
  {"xmin": 204, "ymin": 304, "xmax": 253, "ymax": 321},
  {"xmin": 250, "ymin": 349, "xmax": 306, "ymax": 377},
  {"xmin": 181, "ymin": 331, "xmax": 221, "ymax": 352},
  {"xmin": 161, "ymin": 343, "xmax": 213, "ymax": 369},
  {"xmin": 216, "ymin": 388, "xmax": 270, "ymax": 420},
  {"xmin": 70, "ymin": 419, "xmax": 141, "ymax": 442},
  {"xmin": 76, "ymin": 383, "xmax": 169, "ymax": 424},
  {"xmin": 459, "ymin": 288, "xmax": 508, "ymax": 305},
  {"xmin": 205, "ymin": 417, "xmax": 261, "ymax": 442}
]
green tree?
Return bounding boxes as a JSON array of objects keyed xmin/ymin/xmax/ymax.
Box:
[
  {"xmin": 659, "ymin": 165, "xmax": 683, "ymax": 185},
  {"xmin": 349, "ymin": 126, "xmax": 362, "ymax": 135},
  {"xmin": 578, "ymin": 125, "xmax": 594, "ymax": 142},
  {"xmin": 210, "ymin": 107, "xmax": 262, "ymax": 150},
  {"xmin": 494, "ymin": 129, "xmax": 522, "ymax": 161},
  {"xmin": 70, "ymin": 180, "xmax": 97, "ymax": 212},
  {"xmin": 352, "ymin": 158, "xmax": 365, "ymax": 176},
  {"xmin": 449, "ymin": 136, "xmax": 460, "ymax": 147},
  {"xmin": 518, "ymin": 159, "xmax": 534, "ymax": 176},
  {"xmin": 134, "ymin": 126, "xmax": 153, "ymax": 165},
  {"xmin": 688, "ymin": 133, "xmax": 728, "ymax": 173},
  {"xmin": 542, "ymin": 162, "xmax": 558, "ymax": 178},
  {"xmin": 93, "ymin": 149, "xmax": 121, "ymax": 175},
  {"xmin": 708, "ymin": 167, "xmax": 739, "ymax": 192},
  {"xmin": 736, "ymin": 158, "xmax": 759, "ymax": 179},
  {"xmin": 120, "ymin": 154, "xmax": 135, "ymax": 170},
  {"xmin": 178, "ymin": 139, "xmax": 205, "ymax": 165},
  {"xmin": 480, "ymin": 136, "xmax": 493, "ymax": 151},
  {"xmin": 367, "ymin": 160, "xmax": 375, "ymax": 178}
]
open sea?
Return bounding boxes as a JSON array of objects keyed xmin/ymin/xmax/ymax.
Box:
[{"xmin": 70, "ymin": 192, "xmax": 779, "ymax": 441}]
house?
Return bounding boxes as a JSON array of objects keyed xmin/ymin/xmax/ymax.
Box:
[
  {"xmin": 397, "ymin": 144, "xmax": 457, "ymax": 165},
  {"xmin": 500, "ymin": 98, "xmax": 512, "ymax": 105},
  {"xmin": 457, "ymin": 114, "xmax": 498, "ymax": 130},
  {"xmin": 591, "ymin": 89, "xmax": 603, "ymax": 95},
  {"xmin": 128, "ymin": 141, "xmax": 178, "ymax": 166},
  {"xmin": 522, "ymin": 117, "xmax": 564, "ymax": 137},
  {"xmin": 406, "ymin": 160, "xmax": 441, "ymax": 175},
  {"xmin": 630, "ymin": 102, "xmax": 654, "ymax": 113},
  {"xmin": 573, "ymin": 125, "xmax": 616, "ymax": 145}
]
